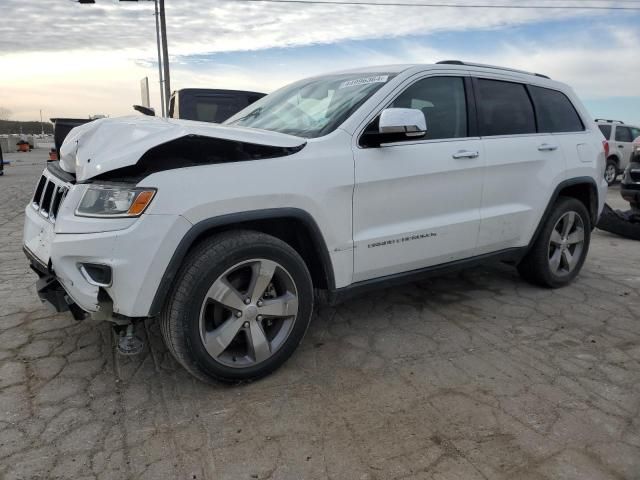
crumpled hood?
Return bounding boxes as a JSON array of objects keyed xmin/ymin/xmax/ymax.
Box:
[{"xmin": 60, "ymin": 115, "xmax": 306, "ymax": 182}]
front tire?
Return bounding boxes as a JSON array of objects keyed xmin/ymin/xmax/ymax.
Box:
[
  {"xmin": 518, "ymin": 197, "xmax": 591, "ymax": 288},
  {"xmin": 160, "ymin": 230, "xmax": 314, "ymax": 384}
]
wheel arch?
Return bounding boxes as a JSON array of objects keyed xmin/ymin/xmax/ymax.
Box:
[
  {"xmin": 607, "ymin": 153, "xmax": 621, "ymax": 167},
  {"xmin": 527, "ymin": 177, "xmax": 598, "ymax": 253},
  {"xmin": 148, "ymin": 208, "xmax": 335, "ymax": 317}
]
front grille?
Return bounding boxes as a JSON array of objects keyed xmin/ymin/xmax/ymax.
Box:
[
  {"xmin": 32, "ymin": 174, "xmax": 69, "ymax": 223},
  {"xmin": 629, "ymin": 168, "xmax": 640, "ymax": 183}
]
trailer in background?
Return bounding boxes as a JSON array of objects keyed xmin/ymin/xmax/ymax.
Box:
[{"xmin": 50, "ymin": 118, "xmax": 94, "ymax": 158}]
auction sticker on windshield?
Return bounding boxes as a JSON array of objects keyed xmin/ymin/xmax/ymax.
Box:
[{"xmin": 339, "ymin": 75, "xmax": 389, "ymax": 89}]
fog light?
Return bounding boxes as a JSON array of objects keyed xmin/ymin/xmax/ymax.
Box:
[{"xmin": 79, "ymin": 263, "xmax": 112, "ymax": 287}]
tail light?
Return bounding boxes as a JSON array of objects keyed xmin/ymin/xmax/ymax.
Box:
[{"xmin": 603, "ymin": 140, "xmax": 610, "ymax": 158}]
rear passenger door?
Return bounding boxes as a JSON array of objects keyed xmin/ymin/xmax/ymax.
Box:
[{"xmin": 474, "ymin": 78, "xmax": 566, "ymax": 254}]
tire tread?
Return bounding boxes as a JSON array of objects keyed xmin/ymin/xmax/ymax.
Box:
[
  {"xmin": 518, "ymin": 196, "xmax": 591, "ymax": 288},
  {"xmin": 159, "ymin": 230, "xmax": 312, "ymax": 384}
]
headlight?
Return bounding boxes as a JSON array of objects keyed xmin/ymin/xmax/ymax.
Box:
[{"xmin": 75, "ymin": 186, "xmax": 156, "ymax": 218}]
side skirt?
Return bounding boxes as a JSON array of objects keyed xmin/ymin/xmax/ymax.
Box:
[{"xmin": 327, "ymin": 247, "xmax": 526, "ymax": 305}]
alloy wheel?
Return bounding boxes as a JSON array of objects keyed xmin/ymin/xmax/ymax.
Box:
[
  {"xmin": 548, "ymin": 211, "xmax": 585, "ymax": 276},
  {"xmin": 198, "ymin": 258, "xmax": 299, "ymax": 367},
  {"xmin": 605, "ymin": 164, "xmax": 616, "ymax": 184}
]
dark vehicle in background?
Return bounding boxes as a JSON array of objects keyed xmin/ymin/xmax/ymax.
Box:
[
  {"xmin": 169, "ymin": 89, "xmax": 265, "ymax": 123},
  {"xmin": 51, "ymin": 117, "xmax": 94, "ymax": 157},
  {"xmin": 0, "ymin": 147, "xmax": 4, "ymax": 176},
  {"xmin": 621, "ymin": 139, "xmax": 640, "ymax": 209},
  {"xmin": 49, "ymin": 90, "xmax": 266, "ymax": 157}
]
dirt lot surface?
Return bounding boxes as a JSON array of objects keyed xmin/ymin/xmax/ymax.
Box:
[{"xmin": 1, "ymin": 150, "xmax": 639, "ymax": 479}]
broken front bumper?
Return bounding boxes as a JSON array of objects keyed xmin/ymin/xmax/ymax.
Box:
[
  {"xmin": 24, "ymin": 246, "xmax": 87, "ymax": 320},
  {"xmin": 23, "ymin": 198, "xmax": 192, "ymax": 318}
]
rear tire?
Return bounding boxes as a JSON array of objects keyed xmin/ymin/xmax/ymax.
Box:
[
  {"xmin": 518, "ymin": 197, "xmax": 591, "ymax": 288},
  {"xmin": 160, "ymin": 230, "xmax": 314, "ymax": 384}
]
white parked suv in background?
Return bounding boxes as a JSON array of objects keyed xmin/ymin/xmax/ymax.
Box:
[
  {"xmin": 24, "ymin": 61, "xmax": 607, "ymax": 383},
  {"xmin": 596, "ymin": 119, "xmax": 640, "ymax": 185}
]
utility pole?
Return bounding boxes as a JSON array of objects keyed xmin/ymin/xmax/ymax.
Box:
[
  {"xmin": 79, "ymin": 0, "xmax": 170, "ymax": 117},
  {"xmin": 154, "ymin": 0, "xmax": 165, "ymax": 116},
  {"xmin": 158, "ymin": 0, "xmax": 171, "ymax": 115}
]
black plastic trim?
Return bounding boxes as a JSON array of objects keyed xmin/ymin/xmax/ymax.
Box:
[
  {"xmin": 527, "ymin": 177, "xmax": 599, "ymax": 249},
  {"xmin": 46, "ymin": 161, "xmax": 76, "ymax": 184},
  {"xmin": 436, "ymin": 60, "xmax": 550, "ymax": 79},
  {"xmin": 329, "ymin": 176, "xmax": 599, "ymax": 304},
  {"xmin": 35, "ymin": 275, "xmax": 70, "ymax": 314},
  {"xmin": 329, "ymin": 247, "xmax": 525, "ymax": 305},
  {"xmin": 524, "ymin": 84, "xmax": 539, "ymax": 133},
  {"xmin": 148, "ymin": 208, "xmax": 335, "ymax": 317},
  {"xmin": 24, "ymin": 246, "xmax": 49, "ymax": 274},
  {"xmin": 24, "ymin": 246, "xmax": 88, "ymax": 320},
  {"xmin": 464, "ymin": 76, "xmax": 479, "ymax": 138}
]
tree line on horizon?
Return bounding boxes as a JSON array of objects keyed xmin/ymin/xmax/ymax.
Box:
[{"xmin": 0, "ymin": 119, "xmax": 54, "ymax": 136}]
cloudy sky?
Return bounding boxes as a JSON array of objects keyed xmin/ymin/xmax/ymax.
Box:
[{"xmin": 0, "ymin": 0, "xmax": 639, "ymax": 123}]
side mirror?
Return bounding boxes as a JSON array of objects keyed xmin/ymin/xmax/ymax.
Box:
[{"xmin": 379, "ymin": 108, "xmax": 426, "ymax": 137}]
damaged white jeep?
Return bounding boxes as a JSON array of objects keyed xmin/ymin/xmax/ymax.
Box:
[{"xmin": 24, "ymin": 62, "xmax": 607, "ymax": 383}]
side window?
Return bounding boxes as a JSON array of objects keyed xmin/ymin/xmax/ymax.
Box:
[
  {"xmin": 598, "ymin": 125, "xmax": 612, "ymax": 139},
  {"xmin": 391, "ymin": 76, "xmax": 467, "ymax": 140},
  {"xmin": 529, "ymin": 86, "xmax": 584, "ymax": 133},
  {"xmin": 630, "ymin": 127, "xmax": 640, "ymax": 141},
  {"xmin": 476, "ymin": 79, "xmax": 536, "ymax": 136},
  {"xmin": 615, "ymin": 126, "xmax": 633, "ymax": 143}
]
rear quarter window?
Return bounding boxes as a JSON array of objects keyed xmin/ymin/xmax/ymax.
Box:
[
  {"xmin": 476, "ymin": 79, "xmax": 536, "ymax": 136},
  {"xmin": 528, "ymin": 86, "xmax": 584, "ymax": 133},
  {"xmin": 598, "ymin": 124, "xmax": 612, "ymax": 139}
]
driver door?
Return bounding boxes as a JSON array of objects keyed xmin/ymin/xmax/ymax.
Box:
[{"xmin": 352, "ymin": 75, "xmax": 484, "ymax": 282}]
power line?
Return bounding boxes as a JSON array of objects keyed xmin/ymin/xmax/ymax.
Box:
[{"xmin": 233, "ymin": 0, "xmax": 640, "ymax": 10}]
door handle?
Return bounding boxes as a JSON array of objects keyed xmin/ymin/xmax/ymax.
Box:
[
  {"xmin": 618, "ymin": 145, "xmax": 625, "ymax": 149},
  {"xmin": 452, "ymin": 150, "xmax": 479, "ymax": 159},
  {"xmin": 538, "ymin": 143, "xmax": 558, "ymax": 152}
]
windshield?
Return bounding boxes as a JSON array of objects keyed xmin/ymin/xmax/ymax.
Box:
[{"xmin": 224, "ymin": 73, "xmax": 396, "ymax": 138}]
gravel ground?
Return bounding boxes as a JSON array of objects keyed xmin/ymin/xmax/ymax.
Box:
[{"xmin": 1, "ymin": 149, "xmax": 639, "ymax": 480}]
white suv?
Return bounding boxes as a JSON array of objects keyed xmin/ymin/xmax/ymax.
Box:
[
  {"xmin": 596, "ymin": 119, "xmax": 640, "ymax": 185},
  {"xmin": 23, "ymin": 62, "xmax": 607, "ymax": 383}
]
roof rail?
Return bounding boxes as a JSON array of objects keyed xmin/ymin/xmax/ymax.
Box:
[
  {"xmin": 436, "ymin": 60, "xmax": 550, "ymax": 79},
  {"xmin": 595, "ymin": 118, "xmax": 624, "ymax": 124}
]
